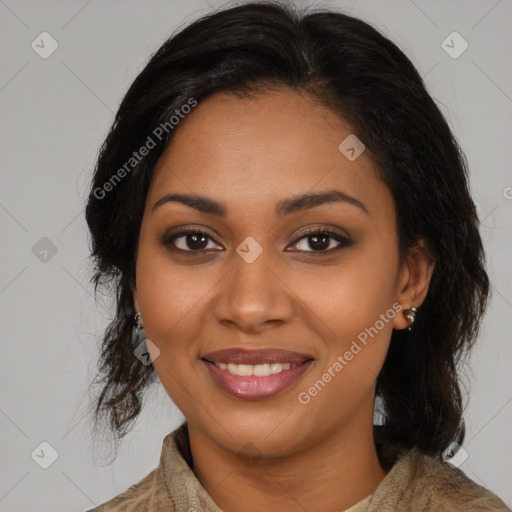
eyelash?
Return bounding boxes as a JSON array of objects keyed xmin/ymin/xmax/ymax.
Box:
[{"xmin": 161, "ymin": 227, "xmax": 352, "ymax": 255}]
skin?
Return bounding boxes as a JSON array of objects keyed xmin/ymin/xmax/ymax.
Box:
[{"xmin": 133, "ymin": 89, "xmax": 435, "ymax": 512}]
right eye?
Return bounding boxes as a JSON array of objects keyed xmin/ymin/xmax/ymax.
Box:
[{"xmin": 162, "ymin": 228, "xmax": 224, "ymax": 253}]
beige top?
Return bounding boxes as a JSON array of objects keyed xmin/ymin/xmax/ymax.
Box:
[{"xmin": 89, "ymin": 423, "xmax": 509, "ymax": 512}]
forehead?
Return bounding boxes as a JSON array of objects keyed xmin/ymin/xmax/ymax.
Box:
[{"xmin": 147, "ymin": 89, "xmax": 394, "ymax": 222}]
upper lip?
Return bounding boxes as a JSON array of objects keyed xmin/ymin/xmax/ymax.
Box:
[{"xmin": 201, "ymin": 347, "xmax": 314, "ymax": 365}]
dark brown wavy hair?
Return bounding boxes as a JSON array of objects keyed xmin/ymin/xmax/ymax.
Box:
[{"xmin": 84, "ymin": 0, "xmax": 489, "ymax": 467}]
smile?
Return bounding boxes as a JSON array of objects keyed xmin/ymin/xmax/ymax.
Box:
[
  {"xmin": 213, "ymin": 362, "xmax": 299, "ymax": 376},
  {"xmin": 201, "ymin": 347, "xmax": 314, "ymax": 400}
]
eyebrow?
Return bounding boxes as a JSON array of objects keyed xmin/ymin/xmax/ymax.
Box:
[{"xmin": 152, "ymin": 189, "xmax": 369, "ymax": 217}]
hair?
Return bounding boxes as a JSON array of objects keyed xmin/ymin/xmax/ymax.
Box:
[{"xmin": 84, "ymin": 0, "xmax": 489, "ymax": 467}]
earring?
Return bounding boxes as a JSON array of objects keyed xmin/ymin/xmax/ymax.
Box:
[
  {"xmin": 132, "ymin": 312, "xmax": 145, "ymax": 349},
  {"xmin": 134, "ymin": 312, "xmax": 143, "ymax": 332},
  {"xmin": 130, "ymin": 312, "xmax": 159, "ymax": 383},
  {"xmin": 403, "ymin": 306, "xmax": 417, "ymax": 331}
]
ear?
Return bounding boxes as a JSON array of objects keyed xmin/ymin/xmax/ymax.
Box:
[{"xmin": 392, "ymin": 239, "xmax": 435, "ymax": 330}]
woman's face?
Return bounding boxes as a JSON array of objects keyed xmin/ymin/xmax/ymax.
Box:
[{"xmin": 134, "ymin": 89, "xmax": 414, "ymax": 457}]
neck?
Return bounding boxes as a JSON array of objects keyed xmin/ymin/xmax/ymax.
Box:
[{"xmin": 188, "ymin": 407, "xmax": 388, "ymax": 512}]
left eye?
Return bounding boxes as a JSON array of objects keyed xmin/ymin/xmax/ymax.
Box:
[{"xmin": 289, "ymin": 230, "xmax": 350, "ymax": 253}]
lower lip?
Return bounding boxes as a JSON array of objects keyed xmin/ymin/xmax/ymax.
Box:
[{"xmin": 202, "ymin": 360, "xmax": 313, "ymax": 400}]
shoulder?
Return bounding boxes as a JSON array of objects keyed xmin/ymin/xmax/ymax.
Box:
[
  {"xmin": 370, "ymin": 448, "xmax": 510, "ymax": 511},
  {"xmin": 86, "ymin": 428, "xmax": 182, "ymax": 512},
  {"xmin": 86, "ymin": 466, "xmax": 174, "ymax": 512},
  {"xmin": 86, "ymin": 423, "xmax": 221, "ymax": 512}
]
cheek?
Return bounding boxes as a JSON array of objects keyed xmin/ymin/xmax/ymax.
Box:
[
  {"xmin": 293, "ymin": 249, "xmax": 398, "ymax": 345},
  {"xmin": 289, "ymin": 241, "xmax": 398, "ymax": 402},
  {"xmin": 135, "ymin": 242, "xmax": 220, "ymax": 353},
  {"xmin": 293, "ymin": 271, "xmax": 395, "ymax": 384},
  {"xmin": 136, "ymin": 249, "xmax": 218, "ymax": 412},
  {"xmin": 293, "ymin": 277, "xmax": 394, "ymax": 432}
]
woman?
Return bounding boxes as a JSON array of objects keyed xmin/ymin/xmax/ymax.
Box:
[{"xmin": 84, "ymin": 1, "xmax": 509, "ymax": 510}]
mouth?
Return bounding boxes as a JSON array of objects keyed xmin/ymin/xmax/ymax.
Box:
[{"xmin": 201, "ymin": 347, "xmax": 314, "ymax": 400}]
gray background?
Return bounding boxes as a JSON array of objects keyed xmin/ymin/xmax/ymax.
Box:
[{"xmin": 1, "ymin": 0, "xmax": 511, "ymax": 510}]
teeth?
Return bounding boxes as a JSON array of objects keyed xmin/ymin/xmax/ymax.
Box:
[
  {"xmin": 270, "ymin": 363, "xmax": 282, "ymax": 374},
  {"xmin": 238, "ymin": 364, "xmax": 253, "ymax": 376},
  {"xmin": 253, "ymin": 363, "xmax": 270, "ymax": 376},
  {"xmin": 214, "ymin": 362, "xmax": 298, "ymax": 376}
]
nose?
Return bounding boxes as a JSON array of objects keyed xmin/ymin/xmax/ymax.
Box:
[{"xmin": 212, "ymin": 250, "xmax": 295, "ymax": 334}]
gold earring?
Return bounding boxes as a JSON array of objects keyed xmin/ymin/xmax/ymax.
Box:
[{"xmin": 403, "ymin": 306, "xmax": 417, "ymax": 331}]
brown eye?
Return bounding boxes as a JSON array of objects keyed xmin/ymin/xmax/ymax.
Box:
[
  {"xmin": 288, "ymin": 229, "xmax": 352, "ymax": 253},
  {"xmin": 162, "ymin": 229, "xmax": 223, "ymax": 252}
]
